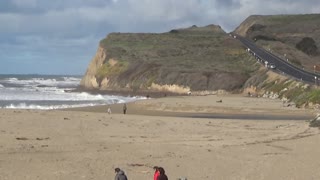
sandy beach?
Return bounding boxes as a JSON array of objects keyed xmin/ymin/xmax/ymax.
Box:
[{"xmin": 0, "ymin": 94, "xmax": 319, "ymax": 180}]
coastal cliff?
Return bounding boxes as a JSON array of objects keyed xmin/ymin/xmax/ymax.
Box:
[
  {"xmin": 80, "ymin": 25, "xmax": 259, "ymax": 94},
  {"xmin": 80, "ymin": 46, "xmax": 107, "ymax": 89},
  {"xmin": 80, "ymin": 15, "xmax": 320, "ymax": 107}
]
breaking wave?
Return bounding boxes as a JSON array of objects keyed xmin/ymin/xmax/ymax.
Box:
[{"xmin": 0, "ymin": 74, "xmax": 144, "ymax": 109}]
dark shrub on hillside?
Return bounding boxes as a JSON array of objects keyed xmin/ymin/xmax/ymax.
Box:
[
  {"xmin": 169, "ymin": 29, "xmax": 179, "ymax": 33},
  {"xmin": 252, "ymin": 35, "xmax": 276, "ymax": 41},
  {"xmin": 296, "ymin": 37, "xmax": 318, "ymax": 56},
  {"xmin": 247, "ymin": 24, "xmax": 266, "ymax": 32}
]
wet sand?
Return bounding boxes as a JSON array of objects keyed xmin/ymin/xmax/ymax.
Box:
[{"xmin": 0, "ymin": 94, "xmax": 319, "ymax": 180}]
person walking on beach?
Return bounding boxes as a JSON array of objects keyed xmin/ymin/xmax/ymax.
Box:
[
  {"xmin": 107, "ymin": 106, "xmax": 112, "ymax": 114},
  {"xmin": 157, "ymin": 167, "xmax": 168, "ymax": 180},
  {"xmin": 153, "ymin": 166, "xmax": 160, "ymax": 180},
  {"xmin": 123, "ymin": 103, "xmax": 127, "ymax": 114},
  {"xmin": 114, "ymin": 168, "xmax": 128, "ymax": 180}
]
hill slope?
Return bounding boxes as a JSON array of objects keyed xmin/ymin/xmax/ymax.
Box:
[
  {"xmin": 234, "ymin": 14, "xmax": 320, "ymax": 71},
  {"xmin": 235, "ymin": 14, "xmax": 320, "ymax": 107},
  {"xmin": 80, "ymin": 25, "xmax": 258, "ymax": 94}
]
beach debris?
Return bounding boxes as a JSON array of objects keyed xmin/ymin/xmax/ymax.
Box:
[
  {"xmin": 16, "ymin": 137, "xmax": 28, "ymax": 140},
  {"xmin": 36, "ymin": 137, "xmax": 50, "ymax": 141},
  {"xmin": 16, "ymin": 137, "xmax": 50, "ymax": 141},
  {"xmin": 309, "ymin": 114, "xmax": 320, "ymax": 127},
  {"xmin": 41, "ymin": 145, "xmax": 49, "ymax": 147},
  {"xmin": 127, "ymin": 163, "xmax": 145, "ymax": 167},
  {"xmin": 64, "ymin": 117, "xmax": 70, "ymax": 120},
  {"xmin": 216, "ymin": 99, "xmax": 222, "ymax": 103}
]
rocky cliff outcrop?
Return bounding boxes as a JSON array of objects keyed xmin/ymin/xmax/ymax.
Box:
[
  {"xmin": 80, "ymin": 25, "xmax": 259, "ymax": 94},
  {"xmin": 80, "ymin": 46, "xmax": 107, "ymax": 89}
]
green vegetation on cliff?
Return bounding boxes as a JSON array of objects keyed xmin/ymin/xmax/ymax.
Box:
[
  {"xmin": 234, "ymin": 14, "xmax": 320, "ymax": 72},
  {"xmin": 96, "ymin": 61, "xmax": 129, "ymax": 83},
  {"xmin": 235, "ymin": 14, "xmax": 320, "ymax": 107},
  {"xmin": 95, "ymin": 25, "xmax": 259, "ymax": 91}
]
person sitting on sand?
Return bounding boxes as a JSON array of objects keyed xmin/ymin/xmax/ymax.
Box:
[
  {"xmin": 114, "ymin": 168, "xmax": 128, "ymax": 180},
  {"xmin": 153, "ymin": 166, "xmax": 160, "ymax": 180},
  {"xmin": 157, "ymin": 167, "xmax": 168, "ymax": 180}
]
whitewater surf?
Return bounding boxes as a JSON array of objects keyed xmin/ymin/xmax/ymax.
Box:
[{"xmin": 0, "ymin": 74, "xmax": 143, "ymax": 109}]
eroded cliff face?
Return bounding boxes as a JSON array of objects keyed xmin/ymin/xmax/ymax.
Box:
[
  {"xmin": 80, "ymin": 25, "xmax": 259, "ymax": 94},
  {"xmin": 80, "ymin": 46, "xmax": 106, "ymax": 89}
]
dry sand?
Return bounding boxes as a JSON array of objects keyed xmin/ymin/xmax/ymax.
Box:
[{"xmin": 0, "ymin": 94, "xmax": 319, "ymax": 180}]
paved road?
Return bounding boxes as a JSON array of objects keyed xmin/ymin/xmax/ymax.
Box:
[{"xmin": 234, "ymin": 35, "xmax": 319, "ymax": 84}]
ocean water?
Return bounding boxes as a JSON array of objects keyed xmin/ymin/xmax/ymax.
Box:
[{"xmin": 0, "ymin": 74, "xmax": 143, "ymax": 110}]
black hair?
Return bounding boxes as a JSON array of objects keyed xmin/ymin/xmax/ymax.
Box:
[
  {"xmin": 115, "ymin": 168, "xmax": 120, "ymax": 172},
  {"xmin": 158, "ymin": 167, "xmax": 165, "ymax": 174}
]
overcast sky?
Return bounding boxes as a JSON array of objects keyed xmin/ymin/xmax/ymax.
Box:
[{"xmin": 0, "ymin": 0, "xmax": 319, "ymax": 75}]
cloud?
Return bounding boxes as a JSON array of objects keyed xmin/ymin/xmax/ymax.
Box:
[
  {"xmin": 0, "ymin": 0, "xmax": 319, "ymax": 74},
  {"xmin": 1, "ymin": 0, "xmax": 319, "ymax": 33}
]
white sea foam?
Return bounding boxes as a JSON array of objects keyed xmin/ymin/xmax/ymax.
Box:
[
  {"xmin": 0, "ymin": 89, "xmax": 117, "ymax": 101},
  {"xmin": 2, "ymin": 77, "xmax": 80, "ymax": 88},
  {"xmin": 2, "ymin": 96, "xmax": 143, "ymax": 110},
  {"xmin": 63, "ymin": 77, "xmax": 81, "ymax": 81},
  {"xmin": 3, "ymin": 103, "xmax": 98, "ymax": 110},
  {"xmin": 0, "ymin": 75, "xmax": 143, "ymax": 109},
  {"xmin": 7, "ymin": 78, "xmax": 18, "ymax": 82}
]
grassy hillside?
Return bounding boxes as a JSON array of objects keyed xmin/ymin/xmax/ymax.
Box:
[
  {"xmin": 235, "ymin": 14, "xmax": 320, "ymax": 108},
  {"xmin": 234, "ymin": 14, "xmax": 320, "ymax": 71},
  {"xmin": 94, "ymin": 25, "xmax": 259, "ymax": 92}
]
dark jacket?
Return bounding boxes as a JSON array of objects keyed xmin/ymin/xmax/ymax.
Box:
[
  {"xmin": 115, "ymin": 170, "xmax": 128, "ymax": 180},
  {"xmin": 157, "ymin": 174, "xmax": 168, "ymax": 180}
]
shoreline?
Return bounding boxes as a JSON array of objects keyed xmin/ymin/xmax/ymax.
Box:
[
  {"xmin": 72, "ymin": 87, "xmax": 188, "ymax": 98},
  {"xmin": 66, "ymin": 104, "xmax": 313, "ymax": 121},
  {"xmin": 66, "ymin": 94, "xmax": 315, "ymax": 120}
]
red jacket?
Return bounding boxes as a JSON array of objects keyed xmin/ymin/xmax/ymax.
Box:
[{"xmin": 154, "ymin": 170, "xmax": 160, "ymax": 180}]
